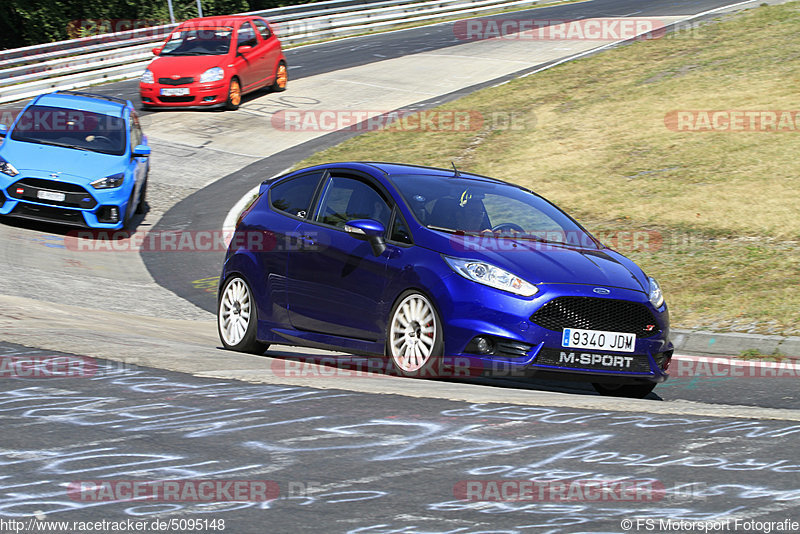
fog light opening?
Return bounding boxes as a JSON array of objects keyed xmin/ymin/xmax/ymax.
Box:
[
  {"xmin": 466, "ymin": 336, "xmax": 495, "ymax": 355},
  {"xmin": 203, "ymin": 96, "xmax": 217, "ymax": 102},
  {"xmin": 97, "ymin": 205, "xmax": 120, "ymax": 224}
]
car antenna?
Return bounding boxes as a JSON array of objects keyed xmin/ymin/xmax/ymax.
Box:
[{"xmin": 451, "ymin": 161, "xmax": 461, "ymax": 177}]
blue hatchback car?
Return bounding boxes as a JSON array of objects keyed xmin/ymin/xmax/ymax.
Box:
[
  {"xmin": 0, "ymin": 91, "xmax": 150, "ymax": 229},
  {"xmin": 218, "ymin": 162, "xmax": 673, "ymax": 398}
]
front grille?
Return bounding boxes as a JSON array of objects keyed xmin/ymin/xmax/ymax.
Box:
[
  {"xmin": 534, "ymin": 348, "xmax": 652, "ymax": 373},
  {"xmin": 0, "ymin": 189, "xmax": 5, "ymax": 207},
  {"xmin": 158, "ymin": 77, "xmax": 194, "ymax": 85},
  {"xmin": 9, "ymin": 203, "xmax": 86, "ymax": 226},
  {"xmin": 7, "ymin": 178, "xmax": 96, "ymax": 209},
  {"xmin": 531, "ymin": 297, "xmax": 659, "ymax": 338},
  {"xmin": 495, "ymin": 340, "xmax": 534, "ymax": 359},
  {"xmin": 158, "ymin": 96, "xmax": 195, "ymax": 103}
]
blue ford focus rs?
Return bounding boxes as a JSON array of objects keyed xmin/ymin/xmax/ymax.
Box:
[
  {"xmin": 0, "ymin": 91, "xmax": 150, "ymax": 229},
  {"xmin": 218, "ymin": 162, "xmax": 672, "ymax": 398}
]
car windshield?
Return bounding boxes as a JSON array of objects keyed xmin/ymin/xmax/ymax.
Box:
[
  {"xmin": 390, "ymin": 173, "xmax": 600, "ymax": 248},
  {"xmin": 10, "ymin": 105, "xmax": 127, "ymax": 156},
  {"xmin": 160, "ymin": 27, "xmax": 233, "ymax": 56}
]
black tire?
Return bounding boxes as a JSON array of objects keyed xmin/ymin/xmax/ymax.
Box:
[
  {"xmin": 270, "ymin": 61, "xmax": 287, "ymax": 93},
  {"xmin": 135, "ymin": 177, "xmax": 148, "ymax": 215},
  {"xmin": 121, "ymin": 187, "xmax": 136, "ymax": 232},
  {"xmin": 217, "ymin": 275, "xmax": 269, "ymax": 354},
  {"xmin": 385, "ymin": 290, "xmax": 444, "ymax": 378},
  {"xmin": 592, "ymin": 382, "xmax": 657, "ymax": 399},
  {"xmin": 225, "ymin": 77, "xmax": 242, "ymax": 111}
]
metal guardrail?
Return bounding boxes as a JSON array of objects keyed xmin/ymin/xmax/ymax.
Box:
[{"xmin": 0, "ymin": 0, "xmax": 544, "ymax": 105}]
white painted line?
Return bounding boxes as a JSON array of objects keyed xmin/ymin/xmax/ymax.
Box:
[{"xmin": 326, "ymin": 78, "xmax": 441, "ymax": 95}]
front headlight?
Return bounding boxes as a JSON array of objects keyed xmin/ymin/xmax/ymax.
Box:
[
  {"xmin": 445, "ymin": 256, "xmax": 538, "ymax": 297},
  {"xmin": 648, "ymin": 276, "xmax": 664, "ymax": 308},
  {"xmin": 141, "ymin": 69, "xmax": 154, "ymax": 84},
  {"xmin": 199, "ymin": 67, "xmax": 225, "ymax": 83},
  {"xmin": 0, "ymin": 156, "xmax": 19, "ymax": 177},
  {"xmin": 91, "ymin": 173, "xmax": 125, "ymax": 189}
]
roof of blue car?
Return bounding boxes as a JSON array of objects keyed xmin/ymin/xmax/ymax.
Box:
[
  {"xmin": 34, "ymin": 92, "xmax": 128, "ymax": 118},
  {"xmin": 363, "ymin": 161, "xmax": 502, "ymax": 182}
]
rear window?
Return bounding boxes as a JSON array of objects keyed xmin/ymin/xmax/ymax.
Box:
[{"xmin": 269, "ymin": 172, "xmax": 322, "ymax": 218}]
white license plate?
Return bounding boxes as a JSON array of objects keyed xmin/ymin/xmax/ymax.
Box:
[
  {"xmin": 160, "ymin": 87, "xmax": 190, "ymax": 96},
  {"xmin": 562, "ymin": 328, "xmax": 636, "ymax": 353},
  {"xmin": 37, "ymin": 190, "xmax": 66, "ymax": 202}
]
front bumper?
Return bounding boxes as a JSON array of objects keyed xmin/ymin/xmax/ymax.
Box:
[
  {"xmin": 435, "ymin": 279, "xmax": 672, "ymax": 384},
  {"xmin": 0, "ymin": 176, "xmax": 132, "ymax": 229}
]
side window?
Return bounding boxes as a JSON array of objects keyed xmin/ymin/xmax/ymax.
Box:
[
  {"xmin": 253, "ymin": 19, "xmax": 272, "ymax": 40},
  {"xmin": 389, "ymin": 211, "xmax": 413, "ymax": 244},
  {"xmin": 314, "ymin": 176, "xmax": 391, "ymax": 230},
  {"xmin": 269, "ymin": 172, "xmax": 321, "ymax": 218},
  {"xmin": 129, "ymin": 112, "xmax": 143, "ymax": 152},
  {"xmin": 237, "ymin": 22, "xmax": 257, "ymax": 47}
]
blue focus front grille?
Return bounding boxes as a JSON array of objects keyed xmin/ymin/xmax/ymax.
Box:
[{"xmin": 7, "ymin": 178, "xmax": 96, "ymax": 209}]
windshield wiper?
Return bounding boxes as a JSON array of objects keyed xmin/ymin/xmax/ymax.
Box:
[
  {"xmin": 13, "ymin": 138, "xmax": 92, "ymax": 151},
  {"xmin": 45, "ymin": 142, "xmax": 93, "ymax": 152}
]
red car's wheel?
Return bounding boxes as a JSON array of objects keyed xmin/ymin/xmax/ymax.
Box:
[
  {"xmin": 226, "ymin": 77, "xmax": 242, "ymax": 111},
  {"xmin": 270, "ymin": 62, "xmax": 287, "ymax": 92}
]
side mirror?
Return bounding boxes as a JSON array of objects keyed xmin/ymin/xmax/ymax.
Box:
[
  {"xmin": 237, "ymin": 45, "xmax": 253, "ymax": 54},
  {"xmin": 132, "ymin": 144, "xmax": 151, "ymax": 157},
  {"xmin": 344, "ymin": 219, "xmax": 386, "ymax": 256},
  {"xmin": 0, "ymin": 124, "xmax": 7, "ymax": 137}
]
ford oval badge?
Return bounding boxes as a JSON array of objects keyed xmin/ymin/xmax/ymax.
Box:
[{"xmin": 593, "ymin": 287, "xmax": 611, "ymax": 295}]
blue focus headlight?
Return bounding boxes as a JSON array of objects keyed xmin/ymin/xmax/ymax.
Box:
[
  {"xmin": 444, "ymin": 256, "xmax": 538, "ymax": 297},
  {"xmin": 199, "ymin": 67, "xmax": 225, "ymax": 83},
  {"xmin": 648, "ymin": 276, "xmax": 664, "ymax": 308},
  {"xmin": 90, "ymin": 173, "xmax": 125, "ymax": 189},
  {"xmin": 0, "ymin": 156, "xmax": 19, "ymax": 177}
]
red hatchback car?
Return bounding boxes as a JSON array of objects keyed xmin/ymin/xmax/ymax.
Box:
[{"xmin": 140, "ymin": 15, "xmax": 287, "ymax": 110}]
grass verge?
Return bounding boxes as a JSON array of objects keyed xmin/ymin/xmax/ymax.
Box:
[{"xmin": 294, "ymin": 2, "xmax": 800, "ymax": 335}]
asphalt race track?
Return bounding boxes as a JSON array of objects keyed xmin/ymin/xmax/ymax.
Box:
[{"xmin": 3, "ymin": 341, "xmax": 800, "ymax": 532}]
